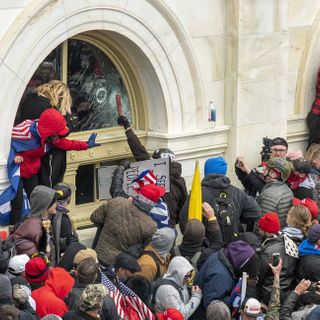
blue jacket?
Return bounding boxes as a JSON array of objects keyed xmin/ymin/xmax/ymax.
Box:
[
  {"xmin": 196, "ymin": 249, "xmax": 235, "ymax": 308},
  {"xmin": 299, "ymin": 239, "xmax": 320, "ymax": 257}
]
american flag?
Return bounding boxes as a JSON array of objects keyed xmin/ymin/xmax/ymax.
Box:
[
  {"xmin": 132, "ymin": 170, "xmax": 157, "ymax": 190},
  {"xmin": 101, "ymin": 272, "xmax": 155, "ymax": 320}
]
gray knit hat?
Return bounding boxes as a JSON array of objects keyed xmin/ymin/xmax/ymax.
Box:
[
  {"xmin": 206, "ymin": 300, "xmax": 231, "ymax": 320},
  {"xmin": 151, "ymin": 228, "xmax": 176, "ymax": 258}
]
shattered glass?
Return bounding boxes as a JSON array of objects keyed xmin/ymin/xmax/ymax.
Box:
[{"xmin": 68, "ymin": 39, "xmax": 132, "ymax": 131}]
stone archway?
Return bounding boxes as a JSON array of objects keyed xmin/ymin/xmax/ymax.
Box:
[{"xmin": 0, "ymin": 0, "xmax": 206, "ymax": 190}]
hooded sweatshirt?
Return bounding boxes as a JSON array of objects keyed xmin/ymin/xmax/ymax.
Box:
[
  {"xmin": 13, "ymin": 108, "xmax": 88, "ymax": 179},
  {"xmin": 177, "ymin": 219, "xmax": 205, "ymax": 258},
  {"xmin": 11, "ymin": 185, "xmax": 56, "ymax": 256},
  {"xmin": 32, "ymin": 267, "xmax": 75, "ymax": 317},
  {"xmin": 155, "ymin": 256, "xmax": 202, "ymax": 319},
  {"xmin": 299, "ymin": 240, "xmax": 320, "ymax": 257}
]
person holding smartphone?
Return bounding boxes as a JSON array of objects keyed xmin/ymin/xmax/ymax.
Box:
[{"xmin": 257, "ymin": 212, "xmax": 299, "ymax": 306}]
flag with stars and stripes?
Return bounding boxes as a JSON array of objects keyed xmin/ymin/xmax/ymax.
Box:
[
  {"xmin": 132, "ymin": 170, "xmax": 157, "ymax": 190},
  {"xmin": 101, "ymin": 272, "xmax": 155, "ymax": 320}
]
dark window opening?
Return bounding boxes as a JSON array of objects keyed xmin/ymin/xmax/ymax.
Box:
[{"xmin": 76, "ymin": 164, "xmax": 94, "ymax": 205}]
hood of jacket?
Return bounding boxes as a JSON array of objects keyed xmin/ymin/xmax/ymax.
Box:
[
  {"xmin": 44, "ymin": 267, "xmax": 75, "ymax": 299},
  {"xmin": 37, "ymin": 108, "xmax": 69, "ymax": 145},
  {"xmin": 181, "ymin": 219, "xmax": 205, "ymax": 250},
  {"xmin": 201, "ymin": 174, "xmax": 231, "ymax": 190},
  {"xmin": 299, "ymin": 239, "xmax": 320, "ymax": 257},
  {"xmin": 29, "ymin": 185, "xmax": 56, "ymax": 217},
  {"xmin": 151, "ymin": 227, "xmax": 176, "ymax": 259},
  {"xmin": 224, "ymin": 240, "xmax": 255, "ymax": 270},
  {"xmin": 170, "ymin": 162, "xmax": 182, "ymax": 179},
  {"xmin": 163, "ymin": 256, "xmax": 194, "ymax": 287}
]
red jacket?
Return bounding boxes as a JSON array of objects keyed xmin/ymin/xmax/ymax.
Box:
[
  {"xmin": 14, "ymin": 109, "xmax": 88, "ymax": 179},
  {"xmin": 32, "ymin": 267, "xmax": 75, "ymax": 317}
]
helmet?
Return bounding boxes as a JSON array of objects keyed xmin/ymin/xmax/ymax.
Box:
[
  {"xmin": 266, "ymin": 157, "xmax": 291, "ymax": 181},
  {"xmin": 152, "ymin": 148, "xmax": 176, "ymax": 161},
  {"xmin": 53, "ymin": 183, "xmax": 73, "ymax": 201},
  {"xmin": 292, "ymin": 159, "xmax": 312, "ymax": 174}
]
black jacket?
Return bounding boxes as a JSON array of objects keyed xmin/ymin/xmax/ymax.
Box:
[
  {"xmin": 179, "ymin": 174, "xmax": 261, "ymax": 236},
  {"xmin": 297, "ymin": 254, "xmax": 320, "ymax": 282},
  {"xmin": 125, "ymin": 128, "xmax": 188, "ymax": 226},
  {"xmin": 235, "ymin": 166, "xmax": 265, "ymax": 198},
  {"xmin": 52, "ymin": 204, "xmax": 79, "ymax": 263},
  {"xmin": 257, "ymin": 235, "xmax": 298, "ymax": 305},
  {"xmin": 15, "ymin": 93, "xmax": 51, "ymax": 125},
  {"xmin": 65, "ymin": 280, "xmax": 119, "ymax": 320}
]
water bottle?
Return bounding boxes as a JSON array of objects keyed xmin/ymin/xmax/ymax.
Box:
[{"xmin": 208, "ymin": 101, "xmax": 216, "ymax": 128}]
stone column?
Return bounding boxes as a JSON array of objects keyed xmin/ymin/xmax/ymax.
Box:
[{"xmin": 225, "ymin": 0, "xmax": 289, "ymax": 177}]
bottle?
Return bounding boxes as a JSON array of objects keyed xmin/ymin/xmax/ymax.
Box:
[{"xmin": 208, "ymin": 101, "xmax": 216, "ymax": 128}]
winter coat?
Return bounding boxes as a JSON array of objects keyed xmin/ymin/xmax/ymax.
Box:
[
  {"xmin": 298, "ymin": 239, "xmax": 320, "ymax": 281},
  {"xmin": 125, "ymin": 128, "xmax": 188, "ymax": 226},
  {"xmin": 65, "ymin": 280, "xmax": 119, "ymax": 320},
  {"xmin": 180, "ymin": 174, "xmax": 261, "ymax": 234},
  {"xmin": 12, "ymin": 109, "xmax": 88, "ymax": 179},
  {"xmin": 196, "ymin": 249, "xmax": 235, "ymax": 308},
  {"xmin": 32, "ymin": 267, "xmax": 74, "ymax": 317},
  {"xmin": 258, "ymin": 181, "xmax": 294, "ymax": 228},
  {"xmin": 135, "ymin": 244, "xmax": 169, "ymax": 282},
  {"xmin": 155, "ymin": 256, "xmax": 202, "ymax": 319},
  {"xmin": 11, "ymin": 186, "xmax": 57, "ymax": 257},
  {"xmin": 257, "ymin": 234, "xmax": 298, "ymax": 305},
  {"xmin": 90, "ymin": 197, "xmax": 157, "ymax": 266},
  {"xmin": 52, "ymin": 203, "xmax": 79, "ymax": 263}
]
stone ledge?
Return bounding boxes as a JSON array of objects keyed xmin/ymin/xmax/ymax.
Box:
[{"xmin": 286, "ymin": 114, "xmax": 308, "ymax": 143}]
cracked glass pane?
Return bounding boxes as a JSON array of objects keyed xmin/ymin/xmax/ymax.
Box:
[{"xmin": 68, "ymin": 39, "xmax": 132, "ymax": 131}]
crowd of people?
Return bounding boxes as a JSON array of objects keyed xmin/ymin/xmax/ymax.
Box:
[{"xmin": 1, "ymin": 78, "xmax": 320, "ymax": 319}]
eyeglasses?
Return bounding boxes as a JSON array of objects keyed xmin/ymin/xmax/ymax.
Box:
[{"xmin": 271, "ymin": 148, "xmax": 287, "ymax": 154}]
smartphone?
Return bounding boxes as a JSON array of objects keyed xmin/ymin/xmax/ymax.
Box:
[
  {"xmin": 235, "ymin": 160, "xmax": 241, "ymax": 168},
  {"xmin": 271, "ymin": 253, "xmax": 280, "ymax": 267},
  {"xmin": 309, "ymin": 282, "xmax": 319, "ymax": 292}
]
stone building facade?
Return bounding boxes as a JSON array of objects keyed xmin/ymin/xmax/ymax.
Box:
[{"xmin": 0, "ymin": 0, "xmax": 318, "ymax": 225}]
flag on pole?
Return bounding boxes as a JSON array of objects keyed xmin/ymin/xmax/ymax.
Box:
[{"xmin": 188, "ymin": 160, "xmax": 202, "ymax": 221}]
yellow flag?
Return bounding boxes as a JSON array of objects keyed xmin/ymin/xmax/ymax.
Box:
[{"xmin": 188, "ymin": 160, "xmax": 202, "ymax": 221}]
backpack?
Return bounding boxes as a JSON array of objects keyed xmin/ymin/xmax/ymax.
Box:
[
  {"xmin": 209, "ymin": 189, "xmax": 240, "ymax": 246},
  {"xmin": 125, "ymin": 244, "xmax": 162, "ymax": 280},
  {"xmin": 151, "ymin": 277, "xmax": 184, "ymax": 307}
]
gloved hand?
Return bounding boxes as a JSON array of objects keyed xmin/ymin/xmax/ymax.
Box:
[
  {"xmin": 119, "ymin": 159, "xmax": 131, "ymax": 170},
  {"xmin": 117, "ymin": 115, "xmax": 130, "ymax": 129},
  {"xmin": 86, "ymin": 133, "xmax": 101, "ymax": 148}
]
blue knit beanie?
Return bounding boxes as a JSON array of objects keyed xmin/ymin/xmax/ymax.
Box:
[{"xmin": 204, "ymin": 157, "xmax": 227, "ymax": 176}]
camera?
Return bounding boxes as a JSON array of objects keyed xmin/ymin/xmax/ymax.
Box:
[{"xmin": 261, "ymin": 137, "xmax": 273, "ymax": 162}]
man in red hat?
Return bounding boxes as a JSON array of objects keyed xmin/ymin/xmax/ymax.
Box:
[{"xmin": 257, "ymin": 212, "xmax": 298, "ymax": 306}]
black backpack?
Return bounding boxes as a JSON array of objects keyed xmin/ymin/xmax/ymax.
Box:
[
  {"xmin": 209, "ymin": 189, "xmax": 239, "ymax": 245},
  {"xmin": 125, "ymin": 244, "xmax": 162, "ymax": 280}
]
